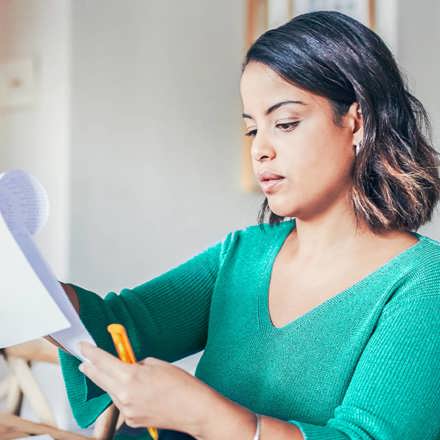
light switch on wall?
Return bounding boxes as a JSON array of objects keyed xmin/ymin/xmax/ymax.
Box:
[{"xmin": 0, "ymin": 58, "xmax": 36, "ymax": 109}]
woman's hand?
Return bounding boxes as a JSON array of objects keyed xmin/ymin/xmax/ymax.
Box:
[{"xmin": 78, "ymin": 341, "xmax": 217, "ymax": 437}]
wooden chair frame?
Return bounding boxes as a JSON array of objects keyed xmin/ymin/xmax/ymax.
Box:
[{"xmin": 0, "ymin": 339, "xmax": 122, "ymax": 439}]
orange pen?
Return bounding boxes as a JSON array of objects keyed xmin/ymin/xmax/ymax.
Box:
[{"xmin": 107, "ymin": 323, "xmax": 159, "ymax": 440}]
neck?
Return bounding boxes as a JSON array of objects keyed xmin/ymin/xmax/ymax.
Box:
[{"xmin": 287, "ymin": 195, "xmax": 375, "ymax": 265}]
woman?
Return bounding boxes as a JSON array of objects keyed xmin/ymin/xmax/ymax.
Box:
[{"xmin": 53, "ymin": 10, "xmax": 440, "ymax": 440}]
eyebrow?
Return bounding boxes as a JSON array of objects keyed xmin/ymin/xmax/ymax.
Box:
[{"xmin": 242, "ymin": 100, "xmax": 307, "ymax": 119}]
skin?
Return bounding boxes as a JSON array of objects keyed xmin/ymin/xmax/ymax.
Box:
[{"xmin": 48, "ymin": 61, "xmax": 420, "ymax": 440}]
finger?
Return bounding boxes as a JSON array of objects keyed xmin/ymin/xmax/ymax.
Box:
[
  {"xmin": 79, "ymin": 360, "xmax": 123, "ymax": 395},
  {"xmin": 79, "ymin": 341, "xmax": 130, "ymax": 379}
]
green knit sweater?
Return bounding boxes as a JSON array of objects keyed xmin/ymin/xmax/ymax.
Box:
[{"xmin": 58, "ymin": 218, "xmax": 440, "ymax": 439}]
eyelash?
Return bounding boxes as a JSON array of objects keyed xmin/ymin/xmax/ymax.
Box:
[{"xmin": 244, "ymin": 121, "xmax": 300, "ymax": 137}]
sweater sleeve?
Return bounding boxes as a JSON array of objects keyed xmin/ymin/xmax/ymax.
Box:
[
  {"xmin": 287, "ymin": 291, "xmax": 440, "ymax": 440},
  {"xmin": 58, "ymin": 233, "xmax": 231, "ymax": 429}
]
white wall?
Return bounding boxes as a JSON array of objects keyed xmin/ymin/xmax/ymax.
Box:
[
  {"xmin": 0, "ymin": 0, "xmax": 71, "ymax": 279},
  {"xmin": 68, "ymin": 0, "xmax": 257, "ymax": 296}
]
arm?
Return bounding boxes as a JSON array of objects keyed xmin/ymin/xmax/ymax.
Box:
[
  {"xmin": 57, "ymin": 233, "xmax": 231, "ymax": 429},
  {"xmin": 197, "ymin": 292, "xmax": 440, "ymax": 440},
  {"xmin": 195, "ymin": 392, "xmax": 304, "ymax": 440}
]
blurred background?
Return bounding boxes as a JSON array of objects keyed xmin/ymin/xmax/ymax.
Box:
[{"xmin": 0, "ymin": 0, "xmax": 439, "ymax": 435}]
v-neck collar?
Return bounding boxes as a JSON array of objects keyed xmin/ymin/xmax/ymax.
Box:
[{"xmin": 258, "ymin": 218, "xmax": 426, "ymax": 334}]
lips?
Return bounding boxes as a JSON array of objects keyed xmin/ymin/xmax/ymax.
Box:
[
  {"xmin": 257, "ymin": 171, "xmax": 285, "ymax": 182},
  {"xmin": 257, "ymin": 171, "xmax": 286, "ymax": 193}
]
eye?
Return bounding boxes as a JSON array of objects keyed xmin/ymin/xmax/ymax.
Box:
[
  {"xmin": 244, "ymin": 121, "xmax": 300, "ymax": 137},
  {"xmin": 277, "ymin": 121, "xmax": 300, "ymax": 131},
  {"xmin": 244, "ymin": 129, "xmax": 257, "ymax": 137}
]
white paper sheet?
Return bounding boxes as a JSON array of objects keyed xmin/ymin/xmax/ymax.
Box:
[
  {"xmin": 0, "ymin": 169, "xmax": 96, "ymax": 361},
  {"xmin": 0, "ymin": 212, "xmax": 70, "ymax": 345}
]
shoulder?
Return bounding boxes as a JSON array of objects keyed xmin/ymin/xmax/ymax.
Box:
[
  {"xmin": 385, "ymin": 233, "xmax": 440, "ymax": 308},
  {"xmin": 410, "ymin": 233, "xmax": 440, "ymax": 282}
]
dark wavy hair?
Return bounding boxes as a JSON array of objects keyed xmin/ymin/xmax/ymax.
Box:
[{"xmin": 242, "ymin": 10, "xmax": 440, "ymax": 233}]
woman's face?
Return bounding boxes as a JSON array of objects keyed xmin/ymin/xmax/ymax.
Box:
[{"xmin": 240, "ymin": 61, "xmax": 362, "ymax": 220}]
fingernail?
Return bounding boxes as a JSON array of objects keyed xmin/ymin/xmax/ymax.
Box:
[{"xmin": 78, "ymin": 363, "xmax": 84, "ymax": 372}]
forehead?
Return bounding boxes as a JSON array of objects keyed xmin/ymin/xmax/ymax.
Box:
[{"xmin": 240, "ymin": 61, "xmax": 321, "ymax": 108}]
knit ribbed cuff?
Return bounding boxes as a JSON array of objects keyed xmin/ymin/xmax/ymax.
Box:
[{"xmin": 58, "ymin": 283, "xmax": 119, "ymax": 427}]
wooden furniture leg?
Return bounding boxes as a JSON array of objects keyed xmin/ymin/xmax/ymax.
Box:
[{"xmin": 0, "ymin": 339, "xmax": 119, "ymax": 439}]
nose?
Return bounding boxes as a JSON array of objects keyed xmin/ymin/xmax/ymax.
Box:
[{"xmin": 250, "ymin": 132, "xmax": 276, "ymax": 162}]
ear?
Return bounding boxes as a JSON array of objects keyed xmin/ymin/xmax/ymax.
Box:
[{"xmin": 347, "ymin": 102, "xmax": 363, "ymax": 145}]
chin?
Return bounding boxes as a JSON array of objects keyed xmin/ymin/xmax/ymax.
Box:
[{"xmin": 267, "ymin": 202, "xmax": 296, "ymax": 219}]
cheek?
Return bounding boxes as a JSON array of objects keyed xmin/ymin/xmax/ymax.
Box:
[
  {"xmin": 284, "ymin": 128, "xmax": 351, "ymax": 195},
  {"xmin": 284, "ymin": 139, "xmax": 323, "ymax": 185}
]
